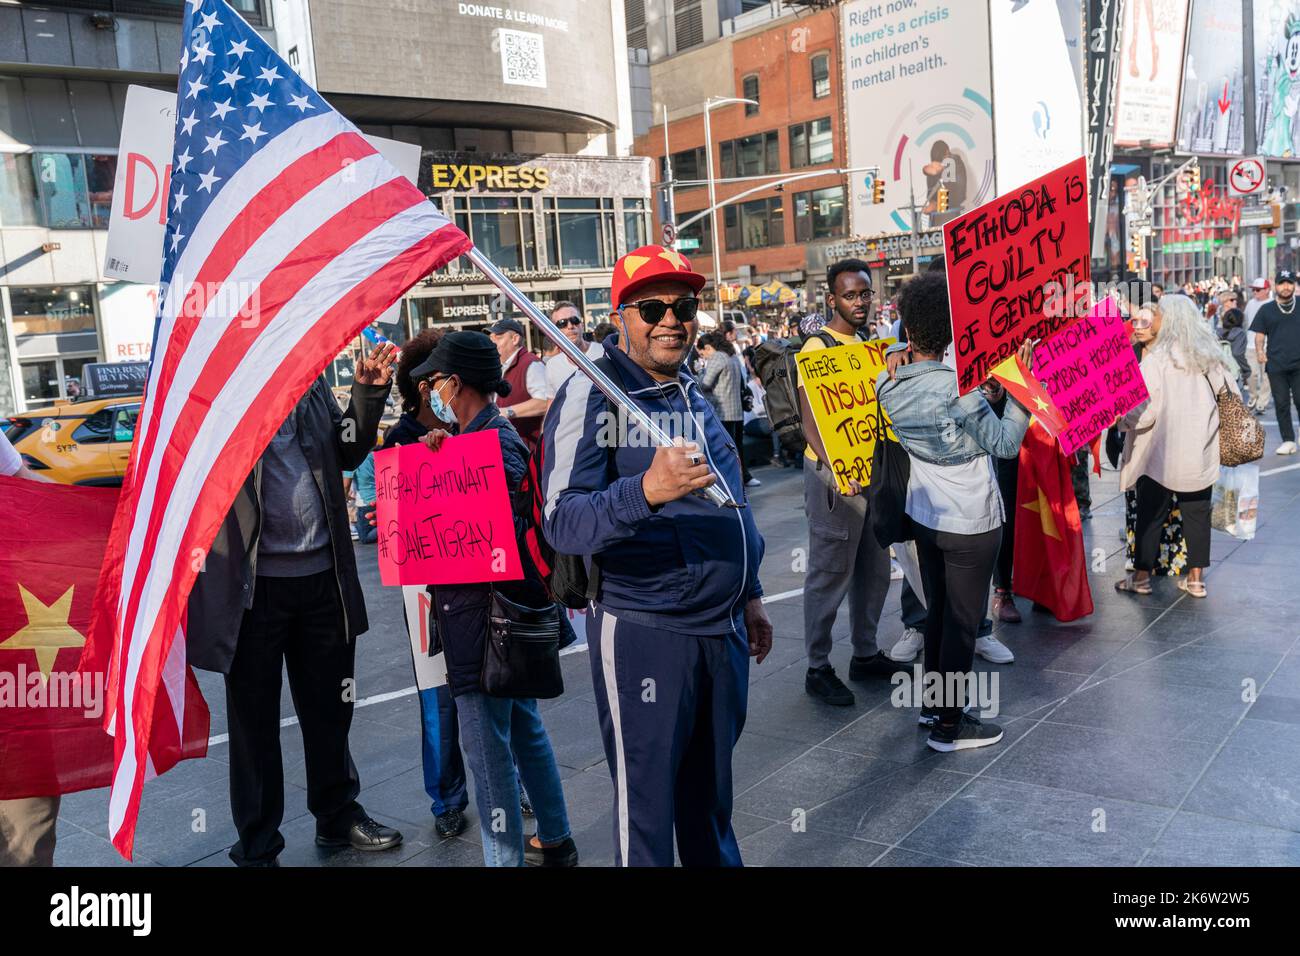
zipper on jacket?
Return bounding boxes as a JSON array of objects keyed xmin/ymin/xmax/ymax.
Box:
[{"xmin": 666, "ymin": 379, "xmax": 749, "ymax": 640}]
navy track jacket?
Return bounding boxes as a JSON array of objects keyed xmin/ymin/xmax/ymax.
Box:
[{"xmin": 541, "ymin": 336, "xmax": 765, "ymax": 637}]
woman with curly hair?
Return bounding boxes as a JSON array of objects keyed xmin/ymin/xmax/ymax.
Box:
[{"xmin": 877, "ymin": 272, "xmax": 1033, "ymax": 753}]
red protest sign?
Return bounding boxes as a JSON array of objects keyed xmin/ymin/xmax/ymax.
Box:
[
  {"xmin": 943, "ymin": 156, "xmax": 1092, "ymax": 394},
  {"xmin": 1033, "ymin": 297, "xmax": 1149, "ymax": 457},
  {"xmin": 374, "ymin": 431, "xmax": 523, "ymax": 586}
]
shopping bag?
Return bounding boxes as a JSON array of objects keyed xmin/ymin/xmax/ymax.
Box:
[{"xmin": 1211, "ymin": 463, "xmax": 1259, "ymax": 541}]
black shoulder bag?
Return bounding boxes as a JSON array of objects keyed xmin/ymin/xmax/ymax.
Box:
[
  {"xmin": 866, "ymin": 391, "xmax": 914, "ymax": 550},
  {"xmin": 481, "ymin": 421, "xmax": 565, "ymax": 700},
  {"xmin": 481, "ymin": 590, "xmax": 564, "ymax": 700}
]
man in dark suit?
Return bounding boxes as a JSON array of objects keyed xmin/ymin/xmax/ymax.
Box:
[{"xmin": 187, "ymin": 344, "xmax": 404, "ymax": 866}]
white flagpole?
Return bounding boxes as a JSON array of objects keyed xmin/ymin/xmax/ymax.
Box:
[{"xmin": 463, "ymin": 246, "xmax": 738, "ymax": 509}]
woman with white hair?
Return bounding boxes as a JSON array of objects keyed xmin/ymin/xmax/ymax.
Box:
[{"xmin": 1115, "ymin": 294, "xmax": 1240, "ymax": 599}]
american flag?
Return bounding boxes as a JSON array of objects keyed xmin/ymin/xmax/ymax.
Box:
[{"xmin": 87, "ymin": 0, "xmax": 470, "ymax": 858}]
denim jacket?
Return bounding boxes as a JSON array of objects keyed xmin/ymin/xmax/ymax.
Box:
[{"xmin": 875, "ymin": 360, "xmax": 1029, "ymax": 466}]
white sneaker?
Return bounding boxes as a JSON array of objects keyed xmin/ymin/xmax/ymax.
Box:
[
  {"xmin": 887, "ymin": 627, "xmax": 924, "ymax": 663},
  {"xmin": 745, "ymin": 477, "xmax": 762, "ymax": 487},
  {"xmin": 1276, "ymin": 441, "xmax": 1298, "ymax": 456},
  {"xmin": 975, "ymin": 634, "xmax": 1015, "ymax": 664}
]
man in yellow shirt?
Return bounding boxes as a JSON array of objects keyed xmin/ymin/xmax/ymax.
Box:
[{"xmin": 799, "ymin": 259, "xmax": 898, "ymax": 706}]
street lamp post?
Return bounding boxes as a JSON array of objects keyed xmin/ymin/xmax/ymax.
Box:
[{"xmin": 703, "ymin": 95, "xmax": 758, "ymax": 327}]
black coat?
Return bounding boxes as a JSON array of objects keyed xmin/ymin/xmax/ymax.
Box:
[
  {"xmin": 429, "ymin": 405, "xmax": 549, "ymax": 697},
  {"xmin": 185, "ymin": 377, "xmax": 389, "ymax": 673}
]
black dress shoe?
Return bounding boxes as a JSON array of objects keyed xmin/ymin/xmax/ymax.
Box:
[
  {"xmin": 434, "ymin": 808, "xmax": 467, "ymax": 838},
  {"xmin": 316, "ymin": 815, "xmax": 403, "ymax": 852},
  {"xmin": 848, "ymin": 652, "xmax": 902, "ymax": 680},
  {"xmin": 805, "ymin": 665, "xmax": 855, "ymax": 706},
  {"xmin": 524, "ymin": 835, "xmax": 578, "ymax": 867}
]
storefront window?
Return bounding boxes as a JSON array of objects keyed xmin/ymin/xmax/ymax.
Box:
[
  {"xmin": 9, "ymin": 286, "xmax": 97, "ymax": 339},
  {"xmin": 21, "ymin": 361, "xmax": 59, "ymax": 407},
  {"xmin": 623, "ymin": 198, "xmax": 649, "ymax": 253},
  {"xmin": 545, "ymin": 197, "xmax": 616, "ymax": 270},
  {"xmin": 452, "ymin": 196, "xmax": 536, "ymax": 271},
  {"xmin": 794, "ymin": 186, "xmax": 846, "ymax": 242},
  {"xmin": 0, "ymin": 152, "xmax": 116, "ymax": 229}
]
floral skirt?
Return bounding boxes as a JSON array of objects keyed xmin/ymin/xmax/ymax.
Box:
[{"xmin": 1124, "ymin": 489, "xmax": 1187, "ymax": 576}]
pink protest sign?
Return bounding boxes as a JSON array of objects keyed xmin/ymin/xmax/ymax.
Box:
[
  {"xmin": 374, "ymin": 431, "xmax": 523, "ymax": 586},
  {"xmin": 1032, "ymin": 297, "xmax": 1148, "ymax": 457}
]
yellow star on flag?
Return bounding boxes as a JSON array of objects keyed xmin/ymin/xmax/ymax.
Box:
[
  {"xmin": 1033, "ymin": 396, "xmax": 1051, "ymax": 412},
  {"xmin": 1021, "ymin": 486, "xmax": 1061, "ymax": 541},
  {"xmin": 622, "ymin": 255, "xmax": 650, "ymax": 278},
  {"xmin": 0, "ymin": 585, "xmax": 85, "ymax": 683},
  {"xmin": 659, "ymin": 248, "xmax": 687, "ymax": 271}
]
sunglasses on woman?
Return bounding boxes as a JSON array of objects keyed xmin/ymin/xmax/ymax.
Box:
[{"xmin": 622, "ymin": 296, "xmax": 701, "ymax": 325}]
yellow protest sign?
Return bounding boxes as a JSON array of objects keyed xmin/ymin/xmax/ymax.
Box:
[{"xmin": 796, "ymin": 338, "xmax": 894, "ymax": 494}]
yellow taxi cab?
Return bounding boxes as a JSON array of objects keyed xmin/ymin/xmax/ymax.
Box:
[{"xmin": 3, "ymin": 396, "xmax": 141, "ymax": 486}]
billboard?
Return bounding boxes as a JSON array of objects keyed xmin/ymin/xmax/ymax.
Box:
[
  {"xmin": 841, "ymin": 0, "xmax": 995, "ymax": 236},
  {"xmin": 991, "ymin": 0, "xmax": 1085, "ymax": 189},
  {"xmin": 308, "ymin": 0, "xmax": 617, "ymax": 131},
  {"xmin": 1176, "ymin": 0, "xmax": 1245, "ymax": 155},
  {"xmin": 1113, "ymin": 0, "xmax": 1190, "ymax": 146},
  {"xmin": 1254, "ymin": 0, "xmax": 1300, "ymax": 157}
]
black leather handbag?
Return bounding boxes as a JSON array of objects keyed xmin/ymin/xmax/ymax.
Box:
[
  {"xmin": 481, "ymin": 590, "xmax": 565, "ymax": 700},
  {"xmin": 867, "ymin": 399, "xmax": 914, "ymax": 550}
]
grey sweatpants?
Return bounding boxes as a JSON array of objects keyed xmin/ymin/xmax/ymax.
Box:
[{"xmin": 802, "ymin": 461, "xmax": 891, "ymax": 669}]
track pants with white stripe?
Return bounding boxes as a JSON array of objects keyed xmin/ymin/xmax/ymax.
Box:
[{"xmin": 587, "ymin": 606, "xmax": 749, "ymax": 867}]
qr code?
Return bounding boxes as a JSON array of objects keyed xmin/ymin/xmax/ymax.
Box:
[{"xmin": 500, "ymin": 29, "xmax": 546, "ymax": 89}]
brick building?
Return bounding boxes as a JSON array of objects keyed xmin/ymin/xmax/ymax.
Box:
[{"xmin": 632, "ymin": 3, "xmax": 847, "ymax": 313}]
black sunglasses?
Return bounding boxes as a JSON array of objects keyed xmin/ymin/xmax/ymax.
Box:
[
  {"xmin": 554, "ymin": 317, "xmax": 583, "ymax": 329},
  {"xmin": 623, "ymin": 296, "xmax": 701, "ymax": 325}
]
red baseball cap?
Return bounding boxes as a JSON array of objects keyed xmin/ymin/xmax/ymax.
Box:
[{"xmin": 611, "ymin": 244, "xmax": 707, "ymax": 308}]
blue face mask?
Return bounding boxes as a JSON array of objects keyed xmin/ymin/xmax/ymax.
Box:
[{"xmin": 427, "ymin": 379, "xmax": 456, "ymax": 423}]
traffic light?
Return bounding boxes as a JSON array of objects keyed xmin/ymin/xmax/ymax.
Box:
[
  {"xmin": 872, "ymin": 177, "xmax": 885, "ymax": 205},
  {"xmin": 1186, "ymin": 163, "xmax": 1201, "ymax": 194},
  {"xmin": 936, "ymin": 186, "xmax": 949, "ymax": 213}
]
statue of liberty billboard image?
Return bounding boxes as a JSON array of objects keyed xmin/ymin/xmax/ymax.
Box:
[{"xmin": 1258, "ymin": 10, "xmax": 1300, "ymax": 157}]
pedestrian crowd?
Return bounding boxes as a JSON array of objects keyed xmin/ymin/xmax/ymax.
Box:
[{"xmin": 0, "ymin": 244, "xmax": 1271, "ymax": 868}]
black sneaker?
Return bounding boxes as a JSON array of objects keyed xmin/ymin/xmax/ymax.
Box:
[
  {"xmin": 524, "ymin": 835, "xmax": 579, "ymax": 867},
  {"xmin": 806, "ymin": 665, "xmax": 855, "ymax": 706},
  {"xmin": 927, "ymin": 713, "xmax": 1003, "ymax": 752},
  {"xmin": 849, "ymin": 651, "xmax": 902, "ymax": 681},
  {"xmin": 434, "ymin": 808, "xmax": 467, "ymax": 838},
  {"xmin": 917, "ymin": 705, "xmax": 973, "ymax": 727}
]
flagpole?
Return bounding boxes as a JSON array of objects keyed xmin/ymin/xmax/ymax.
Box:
[{"xmin": 463, "ymin": 245, "xmax": 739, "ymax": 509}]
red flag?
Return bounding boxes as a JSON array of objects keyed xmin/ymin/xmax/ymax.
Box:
[
  {"xmin": 0, "ymin": 477, "xmax": 207, "ymax": 799},
  {"xmin": 1012, "ymin": 420, "xmax": 1093, "ymax": 622},
  {"xmin": 1089, "ymin": 435, "xmax": 1102, "ymax": 477},
  {"xmin": 990, "ymin": 354, "xmax": 1069, "ymax": 438}
]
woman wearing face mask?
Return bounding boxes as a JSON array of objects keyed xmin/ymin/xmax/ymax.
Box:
[{"xmin": 406, "ymin": 330, "xmax": 576, "ymax": 867}]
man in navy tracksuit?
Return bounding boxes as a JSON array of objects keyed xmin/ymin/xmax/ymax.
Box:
[{"xmin": 541, "ymin": 244, "xmax": 773, "ymax": 867}]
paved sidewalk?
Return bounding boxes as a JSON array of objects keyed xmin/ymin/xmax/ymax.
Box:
[{"xmin": 54, "ymin": 424, "xmax": 1300, "ymax": 867}]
